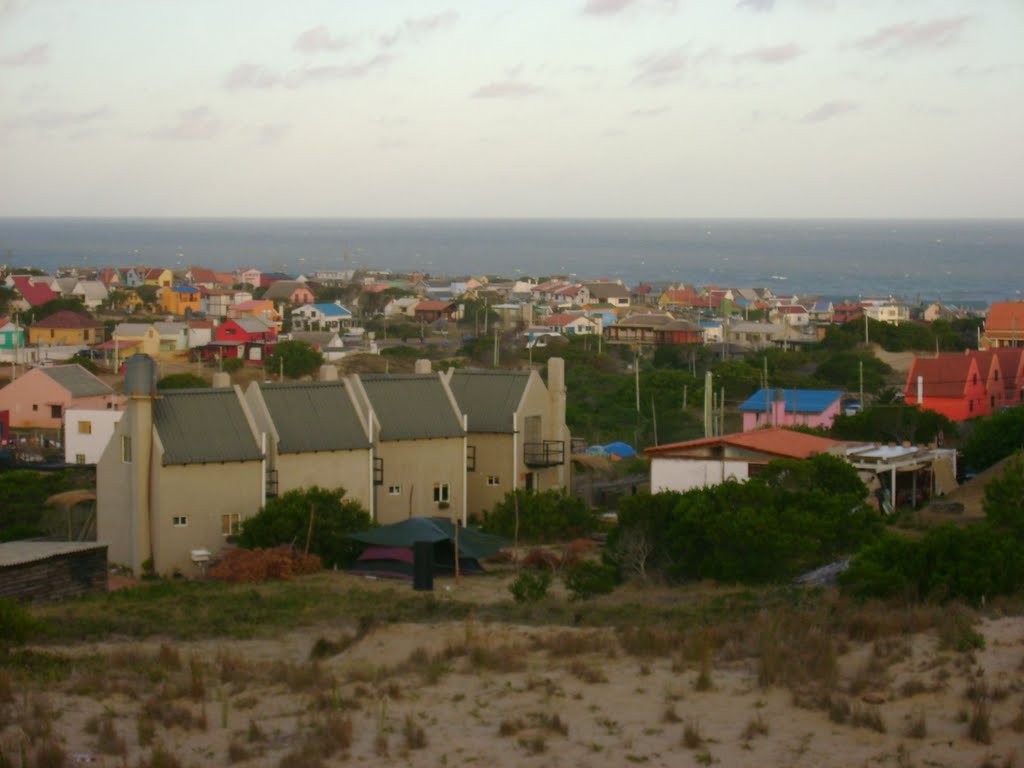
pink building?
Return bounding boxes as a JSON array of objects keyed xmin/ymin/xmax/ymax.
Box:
[
  {"xmin": 739, "ymin": 388, "xmax": 844, "ymax": 432},
  {"xmin": 0, "ymin": 365, "xmax": 121, "ymax": 429}
]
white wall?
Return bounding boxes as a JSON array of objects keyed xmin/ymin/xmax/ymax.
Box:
[
  {"xmin": 650, "ymin": 458, "xmax": 749, "ymax": 493},
  {"xmin": 65, "ymin": 408, "xmax": 124, "ymax": 464}
]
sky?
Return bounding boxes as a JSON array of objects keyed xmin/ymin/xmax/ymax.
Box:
[{"xmin": 0, "ymin": 0, "xmax": 1022, "ymax": 218}]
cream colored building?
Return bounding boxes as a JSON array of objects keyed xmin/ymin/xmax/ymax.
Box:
[
  {"xmin": 97, "ymin": 355, "xmax": 265, "ymax": 577},
  {"xmin": 446, "ymin": 359, "xmax": 571, "ymax": 521},
  {"xmin": 350, "ymin": 367, "xmax": 468, "ymax": 525},
  {"xmin": 245, "ymin": 372, "xmax": 374, "ymax": 512}
]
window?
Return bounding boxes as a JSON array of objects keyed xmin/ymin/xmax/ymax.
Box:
[
  {"xmin": 487, "ymin": 475, "xmax": 501, "ymax": 487},
  {"xmin": 973, "ymin": 374, "xmax": 978, "ymax": 385},
  {"xmin": 388, "ymin": 484, "xmax": 402, "ymax": 495},
  {"xmin": 466, "ymin": 445, "xmax": 476, "ymax": 472},
  {"xmin": 75, "ymin": 454, "xmax": 86, "ymax": 465},
  {"xmin": 32, "ymin": 404, "xmax": 38, "ymax": 411},
  {"xmin": 172, "ymin": 516, "xmax": 188, "ymax": 527},
  {"xmin": 121, "ymin": 435, "xmax": 132, "ymax": 463},
  {"xmin": 78, "ymin": 421, "xmax": 92, "ymax": 435},
  {"xmin": 50, "ymin": 405, "xmax": 61, "ymax": 419},
  {"xmin": 969, "ymin": 400, "xmax": 974, "ymax": 413},
  {"xmin": 221, "ymin": 513, "xmax": 241, "ymax": 536},
  {"xmin": 433, "ymin": 483, "xmax": 450, "ymax": 503}
]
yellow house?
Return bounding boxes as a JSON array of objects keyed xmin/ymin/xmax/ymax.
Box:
[
  {"xmin": 28, "ymin": 310, "xmax": 105, "ymax": 347},
  {"xmin": 144, "ymin": 268, "xmax": 173, "ymax": 288},
  {"xmin": 160, "ymin": 286, "xmax": 201, "ymax": 316},
  {"xmin": 113, "ymin": 323, "xmax": 161, "ymax": 356}
]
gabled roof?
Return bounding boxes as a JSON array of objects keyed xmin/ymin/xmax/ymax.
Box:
[
  {"xmin": 646, "ymin": 427, "xmax": 841, "ymax": 460},
  {"xmin": 739, "ymin": 388, "xmax": 843, "ymax": 414},
  {"xmin": 73, "ymin": 280, "xmax": 108, "ymax": 300},
  {"xmin": 233, "ymin": 317, "xmax": 274, "ymax": 334},
  {"xmin": 990, "ymin": 347, "xmax": 1024, "ymax": 390},
  {"xmin": 358, "ymin": 374, "xmax": 464, "ymax": 441},
  {"xmin": 414, "ymin": 300, "xmax": 456, "ymax": 312},
  {"xmin": 31, "ymin": 310, "xmax": 102, "ymax": 329},
  {"xmin": 11, "ymin": 275, "xmax": 59, "ymax": 307},
  {"xmin": 169, "ymin": 285, "xmax": 200, "ymax": 294},
  {"xmin": 776, "ymin": 305, "xmax": 809, "ymax": 314},
  {"xmin": 547, "ymin": 312, "xmax": 591, "ymax": 327},
  {"xmin": 231, "ymin": 299, "xmax": 275, "ymax": 312},
  {"xmin": 154, "ymin": 389, "xmax": 262, "ymax": 465},
  {"xmin": 114, "ymin": 323, "xmax": 158, "ymax": 337},
  {"xmin": 263, "ymin": 280, "xmax": 309, "ymax": 300},
  {"xmin": 906, "ymin": 354, "xmax": 978, "ymax": 398},
  {"xmin": 448, "ymin": 370, "xmax": 530, "ymax": 433},
  {"xmin": 189, "ymin": 266, "xmax": 217, "ymax": 283},
  {"xmin": 985, "ymin": 301, "xmax": 1024, "ymax": 336},
  {"xmin": 297, "ymin": 303, "xmax": 352, "ymax": 318},
  {"xmin": 256, "ymin": 381, "xmax": 370, "ymax": 454},
  {"xmin": 288, "ymin": 331, "xmax": 340, "ymax": 347},
  {"xmin": 41, "ymin": 365, "xmax": 113, "ymax": 398}
]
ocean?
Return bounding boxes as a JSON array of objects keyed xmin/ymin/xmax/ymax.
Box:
[{"xmin": 1, "ymin": 218, "xmax": 1021, "ymax": 305}]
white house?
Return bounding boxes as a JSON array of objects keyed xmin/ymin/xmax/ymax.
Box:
[
  {"xmin": 383, "ymin": 297, "xmax": 420, "ymax": 318},
  {"xmin": 547, "ymin": 313, "xmax": 601, "ymax": 335},
  {"xmin": 71, "ymin": 280, "xmax": 109, "ymax": 309},
  {"xmin": 65, "ymin": 407, "xmax": 124, "ymax": 465},
  {"xmin": 290, "ymin": 302, "xmax": 354, "ymax": 332}
]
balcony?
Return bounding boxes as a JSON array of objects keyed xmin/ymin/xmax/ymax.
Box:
[
  {"xmin": 524, "ymin": 440, "xmax": 565, "ymax": 468},
  {"xmin": 266, "ymin": 469, "xmax": 279, "ymax": 498}
]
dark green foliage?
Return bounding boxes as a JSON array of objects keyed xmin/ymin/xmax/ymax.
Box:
[
  {"xmin": 961, "ymin": 407, "xmax": 1024, "ymax": 472},
  {"xmin": 982, "ymin": 451, "xmax": 1024, "ymax": 536},
  {"xmin": 482, "ymin": 489, "xmax": 596, "ymax": 543},
  {"xmin": 0, "ymin": 469, "xmax": 93, "ymax": 542},
  {"xmin": 607, "ymin": 455, "xmax": 881, "ymax": 583},
  {"xmin": 0, "ymin": 598, "xmax": 42, "ymax": 646},
  {"xmin": 22, "ymin": 297, "xmax": 87, "ymax": 323},
  {"xmin": 134, "ymin": 285, "xmax": 159, "ymax": 305},
  {"xmin": 814, "ymin": 351, "xmax": 891, "ymax": 393},
  {"xmin": 67, "ymin": 355, "xmax": 99, "ymax": 373},
  {"xmin": 508, "ymin": 570, "xmax": 553, "ymax": 603},
  {"xmin": 237, "ymin": 487, "xmax": 371, "ymax": 568},
  {"xmin": 266, "ymin": 340, "xmax": 324, "ymax": 379},
  {"xmin": 563, "ymin": 561, "xmax": 617, "ymax": 601},
  {"xmin": 831, "ymin": 405, "xmax": 955, "ymax": 445},
  {"xmin": 221, "ymin": 358, "xmax": 244, "ymax": 373},
  {"xmin": 822, "ymin": 317, "xmax": 958, "ymax": 353},
  {"xmin": 157, "ymin": 373, "xmax": 208, "ymax": 390}
]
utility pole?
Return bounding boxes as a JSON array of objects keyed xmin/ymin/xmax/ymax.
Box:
[
  {"xmin": 864, "ymin": 312, "xmax": 869, "ymax": 346},
  {"xmin": 859, "ymin": 360, "xmax": 864, "ymax": 410},
  {"xmin": 683, "ymin": 384, "xmax": 688, "ymax": 411},
  {"xmin": 703, "ymin": 371, "xmax": 713, "ymax": 437},
  {"xmin": 720, "ymin": 386, "xmax": 725, "ymax": 435},
  {"xmin": 12, "ymin": 311, "xmax": 19, "ymax": 381},
  {"xmin": 492, "ymin": 327, "xmax": 499, "ymax": 367},
  {"xmin": 651, "ymin": 395, "xmax": 658, "ymax": 446},
  {"xmin": 633, "ymin": 347, "xmax": 641, "ymax": 413}
]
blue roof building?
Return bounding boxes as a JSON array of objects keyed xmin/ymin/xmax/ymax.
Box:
[{"xmin": 739, "ymin": 388, "xmax": 844, "ymax": 431}]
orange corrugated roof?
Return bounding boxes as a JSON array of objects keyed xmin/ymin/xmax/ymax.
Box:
[
  {"xmin": 905, "ymin": 354, "xmax": 977, "ymax": 398},
  {"xmin": 985, "ymin": 301, "xmax": 1024, "ymax": 335},
  {"xmin": 646, "ymin": 427, "xmax": 841, "ymax": 459}
]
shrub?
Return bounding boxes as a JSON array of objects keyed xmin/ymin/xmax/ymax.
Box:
[
  {"xmin": 563, "ymin": 561, "xmax": 617, "ymax": 601},
  {"xmin": 237, "ymin": 486, "xmax": 371, "ymax": 568},
  {"xmin": 0, "ymin": 598, "xmax": 41, "ymax": 646},
  {"xmin": 221, "ymin": 358, "xmax": 244, "ymax": 374},
  {"xmin": 962, "ymin": 408, "xmax": 1024, "ymax": 473},
  {"xmin": 266, "ymin": 340, "xmax": 324, "ymax": 379},
  {"xmin": 508, "ymin": 570, "xmax": 552, "ymax": 603},
  {"xmin": 209, "ymin": 546, "xmax": 321, "ymax": 583},
  {"xmin": 483, "ymin": 489, "xmax": 597, "ymax": 544},
  {"xmin": 157, "ymin": 373, "xmax": 208, "ymax": 390}
]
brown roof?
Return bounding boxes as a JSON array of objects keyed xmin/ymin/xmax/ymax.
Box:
[
  {"xmin": 646, "ymin": 427, "xmax": 841, "ymax": 460},
  {"xmin": 905, "ymin": 355, "xmax": 978, "ymax": 398},
  {"xmin": 985, "ymin": 301, "xmax": 1024, "ymax": 336},
  {"xmin": 415, "ymin": 301, "xmax": 455, "ymax": 312},
  {"xmin": 30, "ymin": 310, "xmax": 102, "ymax": 329}
]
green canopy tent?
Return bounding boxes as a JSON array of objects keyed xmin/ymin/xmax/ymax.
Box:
[{"xmin": 348, "ymin": 517, "xmax": 509, "ymax": 579}]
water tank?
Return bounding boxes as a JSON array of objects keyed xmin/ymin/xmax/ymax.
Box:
[{"xmin": 124, "ymin": 354, "xmax": 157, "ymax": 397}]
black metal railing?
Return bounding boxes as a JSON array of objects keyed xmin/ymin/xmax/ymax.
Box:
[{"xmin": 523, "ymin": 440, "xmax": 565, "ymax": 467}]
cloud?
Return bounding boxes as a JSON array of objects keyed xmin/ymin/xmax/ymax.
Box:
[
  {"xmin": 737, "ymin": 42, "xmax": 803, "ymax": 64},
  {"xmin": 630, "ymin": 106, "xmax": 669, "ymax": 118},
  {"xmin": 224, "ymin": 55, "xmax": 391, "ymax": 91},
  {"xmin": 380, "ymin": 10, "xmax": 458, "ymax": 47},
  {"xmin": 737, "ymin": 0, "xmax": 775, "ymax": 11},
  {"xmin": 854, "ymin": 16, "xmax": 971, "ymax": 53},
  {"xmin": 0, "ymin": 42, "xmax": 48, "ymax": 68},
  {"xmin": 471, "ymin": 80, "xmax": 543, "ymax": 99},
  {"xmin": 294, "ymin": 25, "xmax": 351, "ymax": 53},
  {"xmin": 633, "ymin": 46, "xmax": 716, "ymax": 86},
  {"xmin": 256, "ymin": 123, "xmax": 289, "ymax": 144},
  {"xmin": 581, "ymin": 0, "xmax": 637, "ymax": 15},
  {"xmin": 0, "ymin": 105, "xmax": 110, "ymax": 138},
  {"xmin": 151, "ymin": 106, "xmax": 220, "ymax": 141},
  {"xmin": 802, "ymin": 100, "xmax": 858, "ymax": 123}
]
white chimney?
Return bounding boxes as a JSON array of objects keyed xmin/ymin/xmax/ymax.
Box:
[
  {"xmin": 212, "ymin": 371, "xmax": 231, "ymax": 389},
  {"xmin": 320, "ymin": 364, "xmax": 339, "ymax": 382},
  {"xmin": 414, "ymin": 359, "xmax": 432, "ymax": 374}
]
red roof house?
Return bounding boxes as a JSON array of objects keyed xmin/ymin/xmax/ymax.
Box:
[
  {"xmin": 988, "ymin": 347, "xmax": 1024, "ymax": 406},
  {"xmin": 10, "ymin": 275, "xmax": 59, "ymax": 308},
  {"xmin": 413, "ymin": 301, "xmax": 457, "ymax": 323},
  {"xmin": 904, "ymin": 354, "xmax": 988, "ymax": 421},
  {"xmin": 983, "ymin": 301, "xmax": 1024, "ymax": 348}
]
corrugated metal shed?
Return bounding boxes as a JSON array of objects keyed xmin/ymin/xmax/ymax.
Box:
[
  {"xmin": 154, "ymin": 389, "xmax": 263, "ymax": 465},
  {"xmin": 359, "ymin": 374, "xmax": 464, "ymax": 441},
  {"xmin": 739, "ymin": 388, "xmax": 843, "ymax": 414},
  {"xmin": 0, "ymin": 541, "xmax": 107, "ymax": 568},
  {"xmin": 258, "ymin": 382, "xmax": 370, "ymax": 453},
  {"xmin": 42, "ymin": 365, "xmax": 114, "ymax": 398},
  {"xmin": 449, "ymin": 370, "xmax": 529, "ymax": 434}
]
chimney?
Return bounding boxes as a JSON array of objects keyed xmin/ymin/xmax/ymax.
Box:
[
  {"xmin": 548, "ymin": 356, "xmax": 566, "ymax": 424},
  {"xmin": 124, "ymin": 354, "xmax": 157, "ymax": 576},
  {"xmin": 917, "ymin": 375, "xmax": 923, "ymax": 406},
  {"xmin": 212, "ymin": 371, "xmax": 231, "ymax": 388},
  {"xmin": 319, "ymin": 364, "xmax": 339, "ymax": 382},
  {"xmin": 414, "ymin": 359, "xmax": 432, "ymax": 375},
  {"xmin": 772, "ymin": 388, "xmax": 786, "ymax": 427}
]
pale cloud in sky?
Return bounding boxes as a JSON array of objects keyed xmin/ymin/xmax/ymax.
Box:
[{"xmin": 0, "ymin": 1, "xmax": 1021, "ymax": 217}]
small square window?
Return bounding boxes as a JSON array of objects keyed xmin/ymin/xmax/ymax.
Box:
[
  {"xmin": 78, "ymin": 421, "xmax": 92, "ymax": 435},
  {"xmin": 388, "ymin": 485, "xmax": 402, "ymax": 495},
  {"xmin": 32, "ymin": 404, "xmax": 38, "ymax": 411},
  {"xmin": 433, "ymin": 483, "xmax": 450, "ymax": 503},
  {"xmin": 75, "ymin": 454, "xmax": 86, "ymax": 465},
  {"xmin": 172, "ymin": 516, "xmax": 188, "ymax": 527},
  {"xmin": 50, "ymin": 405, "xmax": 62, "ymax": 419},
  {"xmin": 221, "ymin": 513, "xmax": 241, "ymax": 536},
  {"xmin": 487, "ymin": 475, "xmax": 501, "ymax": 487}
]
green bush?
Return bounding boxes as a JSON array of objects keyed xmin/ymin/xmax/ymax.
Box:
[
  {"xmin": 266, "ymin": 340, "xmax": 324, "ymax": 379},
  {"xmin": 831, "ymin": 405, "xmax": 955, "ymax": 445},
  {"xmin": 563, "ymin": 561, "xmax": 617, "ymax": 601},
  {"xmin": 962, "ymin": 409, "xmax": 1024, "ymax": 473},
  {"xmin": 237, "ymin": 487, "xmax": 372, "ymax": 568},
  {"xmin": 508, "ymin": 570, "xmax": 552, "ymax": 603},
  {"xmin": 0, "ymin": 598, "xmax": 41, "ymax": 646},
  {"xmin": 157, "ymin": 373, "xmax": 208, "ymax": 390},
  {"xmin": 221, "ymin": 358, "xmax": 244, "ymax": 373},
  {"xmin": 482, "ymin": 489, "xmax": 596, "ymax": 544},
  {"xmin": 983, "ymin": 451, "xmax": 1024, "ymax": 536}
]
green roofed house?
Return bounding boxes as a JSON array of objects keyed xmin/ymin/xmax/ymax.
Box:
[
  {"xmin": 351, "ymin": 362, "xmax": 467, "ymax": 524},
  {"xmin": 245, "ymin": 372, "xmax": 373, "ymax": 511},
  {"xmin": 445, "ymin": 358, "xmax": 570, "ymax": 520},
  {"xmin": 97, "ymin": 355, "xmax": 265, "ymax": 577}
]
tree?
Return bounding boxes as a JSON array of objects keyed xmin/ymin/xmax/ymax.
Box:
[
  {"xmin": 983, "ymin": 451, "xmax": 1024, "ymax": 536},
  {"xmin": 67, "ymin": 355, "xmax": 99, "ymax": 373},
  {"xmin": 158, "ymin": 373, "xmax": 209, "ymax": 390},
  {"xmin": 266, "ymin": 340, "xmax": 324, "ymax": 379},
  {"xmin": 962, "ymin": 408, "xmax": 1024, "ymax": 473},
  {"xmin": 814, "ymin": 350, "xmax": 891, "ymax": 393},
  {"xmin": 831, "ymin": 405, "xmax": 954, "ymax": 445},
  {"xmin": 23, "ymin": 297, "xmax": 88, "ymax": 323},
  {"xmin": 482, "ymin": 489, "xmax": 596, "ymax": 543},
  {"xmin": 237, "ymin": 486, "xmax": 372, "ymax": 568}
]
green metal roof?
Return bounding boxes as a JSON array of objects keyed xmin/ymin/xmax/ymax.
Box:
[
  {"xmin": 448, "ymin": 369, "xmax": 529, "ymax": 433},
  {"xmin": 154, "ymin": 389, "xmax": 262, "ymax": 465},
  {"xmin": 358, "ymin": 374, "xmax": 464, "ymax": 441},
  {"xmin": 258, "ymin": 381, "xmax": 370, "ymax": 454},
  {"xmin": 42, "ymin": 365, "xmax": 113, "ymax": 398}
]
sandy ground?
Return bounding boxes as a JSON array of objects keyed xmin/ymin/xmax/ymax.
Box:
[{"xmin": 4, "ymin": 578, "xmax": 1023, "ymax": 768}]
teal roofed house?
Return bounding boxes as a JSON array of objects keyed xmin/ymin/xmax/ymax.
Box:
[{"xmin": 0, "ymin": 318, "xmax": 25, "ymax": 353}]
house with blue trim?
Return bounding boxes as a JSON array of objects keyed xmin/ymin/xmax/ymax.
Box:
[
  {"xmin": 291, "ymin": 302, "xmax": 355, "ymax": 332},
  {"xmin": 739, "ymin": 388, "xmax": 844, "ymax": 432}
]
